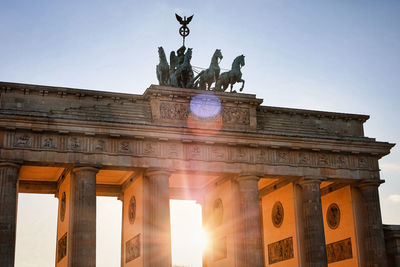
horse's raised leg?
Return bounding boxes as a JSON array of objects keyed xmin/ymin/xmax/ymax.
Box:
[{"xmin": 239, "ymin": 79, "xmax": 245, "ymax": 92}]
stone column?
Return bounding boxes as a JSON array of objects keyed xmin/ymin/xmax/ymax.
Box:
[
  {"xmin": 144, "ymin": 169, "xmax": 172, "ymax": 267},
  {"xmin": 298, "ymin": 178, "xmax": 327, "ymax": 267},
  {"xmin": 0, "ymin": 162, "xmax": 20, "ymax": 267},
  {"xmin": 69, "ymin": 166, "xmax": 98, "ymax": 267},
  {"xmin": 235, "ymin": 174, "xmax": 264, "ymax": 267},
  {"xmin": 358, "ymin": 180, "xmax": 388, "ymax": 267}
]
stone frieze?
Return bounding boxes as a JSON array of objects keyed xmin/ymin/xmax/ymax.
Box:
[{"xmin": 2, "ymin": 131, "xmax": 380, "ymax": 171}]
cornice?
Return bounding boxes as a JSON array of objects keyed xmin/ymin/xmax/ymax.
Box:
[{"xmin": 258, "ymin": 106, "xmax": 369, "ymax": 123}]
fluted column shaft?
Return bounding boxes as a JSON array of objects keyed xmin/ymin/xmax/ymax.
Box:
[
  {"xmin": 299, "ymin": 178, "xmax": 327, "ymax": 267},
  {"xmin": 0, "ymin": 163, "xmax": 20, "ymax": 267},
  {"xmin": 235, "ymin": 174, "xmax": 264, "ymax": 267},
  {"xmin": 144, "ymin": 169, "xmax": 172, "ymax": 267},
  {"xmin": 70, "ymin": 166, "xmax": 98, "ymax": 267},
  {"xmin": 358, "ymin": 181, "xmax": 388, "ymax": 267}
]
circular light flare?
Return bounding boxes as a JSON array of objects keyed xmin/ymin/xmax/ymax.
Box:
[
  {"xmin": 190, "ymin": 93, "xmax": 221, "ymax": 119},
  {"xmin": 188, "ymin": 93, "xmax": 223, "ymax": 135}
]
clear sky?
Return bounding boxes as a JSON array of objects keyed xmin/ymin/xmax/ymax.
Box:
[{"xmin": 2, "ymin": 0, "xmax": 400, "ymax": 266}]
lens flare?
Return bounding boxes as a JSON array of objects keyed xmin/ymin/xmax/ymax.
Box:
[
  {"xmin": 188, "ymin": 93, "xmax": 223, "ymax": 135},
  {"xmin": 190, "ymin": 93, "xmax": 221, "ymax": 119},
  {"xmin": 196, "ymin": 228, "xmax": 209, "ymax": 253}
]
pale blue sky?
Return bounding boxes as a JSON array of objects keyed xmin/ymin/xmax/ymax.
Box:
[{"xmin": 2, "ymin": 0, "xmax": 400, "ymax": 266}]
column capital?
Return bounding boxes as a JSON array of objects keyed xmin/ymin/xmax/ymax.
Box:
[
  {"xmin": 357, "ymin": 179, "xmax": 385, "ymax": 189},
  {"xmin": 144, "ymin": 168, "xmax": 172, "ymax": 178},
  {"xmin": 72, "ymin": 166, "xmax": 100, "ymax": 174},
  {"xmin": 298, "ymin": 176, "xmax": 326, "ymax": 186},
  {"xmin": 235, "ymin": 173, "xmax": 262, "ymax": 182},
  {"xmin": 0, "ymin": 162, "xmax": 21, "ymax": 169}
]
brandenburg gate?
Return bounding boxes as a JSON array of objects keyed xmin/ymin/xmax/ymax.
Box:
[{"xmin": 0, "ymin": 80, "xmax": 397, "ymax": 266}]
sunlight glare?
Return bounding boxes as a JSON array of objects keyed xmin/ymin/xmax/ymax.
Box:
[{"xmin": 195, "ymin": 228, "xmax": 209, "ymax": 253}]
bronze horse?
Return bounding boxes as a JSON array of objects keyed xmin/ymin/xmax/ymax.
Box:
[
  {"xmin": 215, "ymin": 55, "xmax": 245, "ymax": 92},
  {"xmin": 194, "ymin": 49, "xmax": 223, "ymax": 90},
  {"xmin": 156, "ymin": 47, "xmax": 169, "ymax": 86}
]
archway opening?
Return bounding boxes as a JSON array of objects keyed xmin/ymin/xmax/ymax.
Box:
[
  {"xmin": 96, "ymin": 196, "xmax": 122, "ymax": 267},
  {"xmin": 170, "ymin": 200, "xmax": 207, "ymax": 267},
  {"xmin": 15, "ymin": 193, "xmax": 58, "ymax": 267}
]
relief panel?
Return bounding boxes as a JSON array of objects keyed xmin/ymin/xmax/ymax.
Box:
[
  {"xmin": 209, "ymin": 146, "xmax": 228, "ymax": 162},
  {"xmin": 125, "ymin": 234, "xmax": 141, "ymax": 263},
  {"xmin": 221, "ymin": 106, "xmax": 250, "ymax": 125},
  {"xmin": 231, "ymin": 147, "xmax": 250, "ymax": 162},
  {"xmin": 185, "ymin": 144, "xmax": 204, "ymax": 161},
  {"xmin": 267, "ymin": 237, "xmax": 294, "ymax": 264},
  {"xmin": 14, "ymin": 133, "xmax": 32, "ymax": 148},
  {"xmin": 67, "ymin": 137, "xmax": 83, "ymax": 151},
  {"xmin": 142, "ymin": 141, "xmax": 158, "ymax": 157},
  {"xmin": 41, "ymin": 136, "xmax": 57, "ymax": 149},
  {"xmin": 159, "ymin": 102, "xmax": 189, "ymax": 121},
  {"xmin": 93, "ymin": 139, "xmax": 106, "ymax": 152},
  {"xmin": 326, "ymin": 238, "xmax": 352, "ymax": 263},
  {"xmin": 118, "ymin": 140, "xmax": 131, "ymax": 153},
  {"xmin": 57, "ymin": 232, "xmax": 67, "ymax": 263},
  {"xmin": 163, "ymin": 142, "xmax": 183, "ymax": 158}
]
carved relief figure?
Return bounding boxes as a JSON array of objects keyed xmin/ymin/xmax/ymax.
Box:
[
  {"xmin": 15, "ymin": 135, "xmax": 31, "ymax": 147},
  {"xmin": 128, "ymin": 196, "xmax": 136, "ymax": 224},
  {"xmin": 272, "ymin": 201, "xmax": 284, "ymax": 227},
  {"xmin": 327, "ymin": 203, "xmax": 340, "ymax": 229},
  {"xmin": 42, "ymin": 136, "xmax": 56, "ymax": 149},
  {"xmin": 95, "ymin": 140, "xmax": 105, "ymax": 152},
  {"xmin": 69, "ymin": 137, "xmax": 81, "ymax": 150},
  {"xmin": 60, "ymin": 192, "xmax": 66, "ymax": 222}
]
